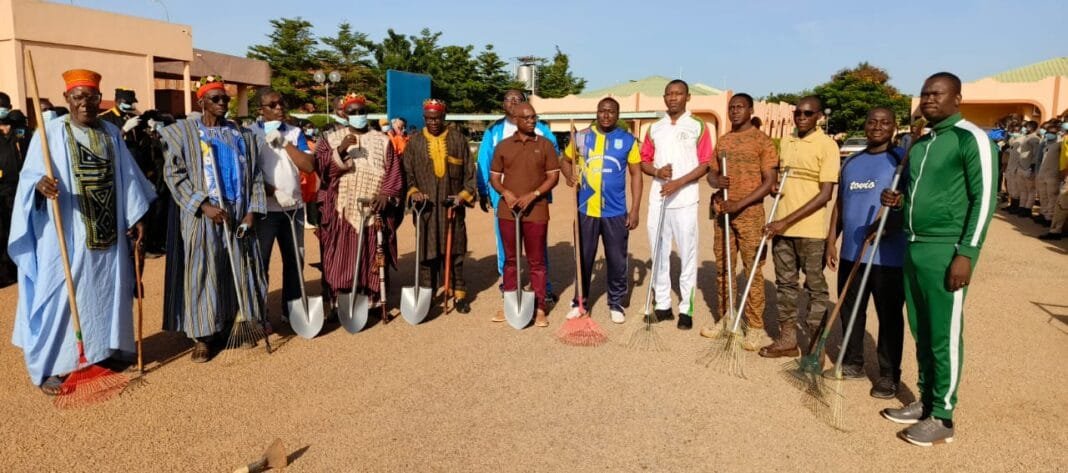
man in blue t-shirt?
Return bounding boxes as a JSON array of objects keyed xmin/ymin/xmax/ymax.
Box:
[{"xmin": 825, "ymin": 107, "xmax": 907, "ymax": 399}]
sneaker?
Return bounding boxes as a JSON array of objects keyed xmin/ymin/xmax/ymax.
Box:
[
  {"xmin": 870, "ymin": 376, "xmax": 899, "ymax": 399},
  {"xmin": 566, "ymin": 306, "xmax": 583, "ymax": 320},
  {"xmin": 1038, "ymin": 232, "xmax": 1063, "ymax": 241},
  {"xmin": 900, "ymin": 417, "xmax": 955, "ymax": 447},
  {"xmin": 822, "ymin": 364, "xmax": 865, "ymax": 380},
  {"xmin": 654, "ymin": 308, "xmax": 674, "ymax": 322},
  {"xmin": 609, "ymin": 308, "xmax": 625, "ymax": 324},
  {"xmin": 742, "ymin": 329, "xmax": 769, "ymax": 351},
  {"xmin": 881, "ymin": 401, "xmax": 925, "ymax": 425},
  {"xmin": 677, "ymin": 313, "xmax": 693, "ymax": 330}
]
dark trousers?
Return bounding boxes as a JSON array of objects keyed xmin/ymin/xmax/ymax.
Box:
[
  {"xmin": 419, "ymin": 254, "xmax": 465, "ymax": 296},
  {"xmin": 837, "ymin": 259, "xmax": 905, "ymax": 379},
  {"xmin": 499, "ymin": 218, "xmax": 548, "ymax": 311},
  {"xmin": 257, "ymin": 209, "xmax": 305, "ymax": 316},
  {"xmin": 572, "ymin": 214, "xmax": 628, "ymax": 311}
]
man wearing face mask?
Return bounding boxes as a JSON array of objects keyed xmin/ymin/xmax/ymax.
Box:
[
  {"xmin": 1006, "ymin": 121, "xmax": 1040, "ymax": 217},
  {"xmin": 160, "ymin": 76, "xmax": 269, "ymax": 363},
  {"xmin": 99, "ymin": 88, "xmax": 142, "ymax": 140},
  {"xmin": 1039, "ymin": 120, "xmax": 1068, "ymax": 240},
  {"xmin": 9, "ymin": 69, "xmax": 155, "ymax": 392},
  {"xmin": 313, "ymin": 93, "xmax": 403, "ymax": 316},
  {"xmin": 251, "ymin": 89, "xmax": 314, "ymax": 325},
  {"xmin": 1034, "ymin": 121, "xmax": 1062, "ymax": 227},
  {"xmin": 0, "ymin": 91, "xmax": 22, "ymax": 285}
]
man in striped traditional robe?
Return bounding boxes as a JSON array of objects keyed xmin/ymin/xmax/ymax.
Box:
[
  {"xmin": 314, "ymin": 93, "xmax": 403, "ymax": 315},
  {"xmin": 160, "ymin": 76, "xmax": 268, "ymax": 363},
  {"xmin": 402, "ymin": 99, "xmax": 477, "ymax": 313}
]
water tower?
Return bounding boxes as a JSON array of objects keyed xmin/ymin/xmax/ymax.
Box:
[{"xmin": 515, "ymin": 56, "xmax": 538, "ymax": 97}]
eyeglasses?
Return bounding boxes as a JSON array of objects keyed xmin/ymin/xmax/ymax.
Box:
[
  {"xmin": 793, "ymin": 110, "xmax": 817, "ymax": 118},
  {"xmin": 69, "ymin": 93, "xmax": 102, "ymax": 104},
  {"xmin": 517, "ymin": 114, "xmax": 538, "ymax": 122},
  {"xmin": 207, "ymin": 94, "xmax": 231, "ymax": 104},
  {"xmin": 262, "ymin": 101, "xmax": 284, "ymax": 109}
]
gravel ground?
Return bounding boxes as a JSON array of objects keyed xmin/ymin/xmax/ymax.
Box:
[{"xmin": 1, "ymin": 184, "xmax": 1065, "ymax": 472}]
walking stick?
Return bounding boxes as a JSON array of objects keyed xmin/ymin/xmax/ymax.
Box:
[
  {"xmin": 24, "ymin": 50, "xmax": 128, "ymax": 408},
  {"xmin": 134, "ymin": 240, "xmax": 145, "ymax": 375},
  {"xmin": 557, "ymin": 120, "xmax": 606, "ymax": 346},
  {"xmin": 375, "ymin": 214, "xmax": 389, "ymax": 323},
  {"xmin": 442, "ymin": 198, "xmax": 456, "ymax": 314}
]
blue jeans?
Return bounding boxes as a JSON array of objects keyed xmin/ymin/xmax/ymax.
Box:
[{"xmin": 257, "ymin": 208, "xmax": 305, "ymax": 316}]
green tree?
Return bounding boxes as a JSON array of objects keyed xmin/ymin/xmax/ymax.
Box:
[
  {"xmin": 762, "ymin": 91, "xmax": 808, "ymax": 105},
  {"xmin": 319, "ymin": 22, "xmax": 380, "ymax": 109},
  {"xmin": 473, "ymin": 45, "xmax": 524, "ymax": 112},
  {"xmin": 812, "ymin": 62, "xmax": 912, "ymax": 135},
  {"xmin": 535, "ymin": 46, "xmax": 586, "ymax": 98},
  {"xmin": 247, "ymin": 17, "xmax": 319, "ymax": 108}
]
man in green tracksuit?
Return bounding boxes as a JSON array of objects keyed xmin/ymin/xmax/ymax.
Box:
[{"xmin": 880, "ymin": 72, "xmax": 997, "ymax": 447}]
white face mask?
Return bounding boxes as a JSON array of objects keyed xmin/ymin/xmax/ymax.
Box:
[
  {"xmin": 348, "ymin": 114, "xmax": 368, "ymax": 129},
  {"xmin": 262, "ymin": 120, "xmax": 282, "ymax": 134}
]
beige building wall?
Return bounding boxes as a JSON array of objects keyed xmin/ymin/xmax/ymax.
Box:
[
  {"xmin": 0, "ymin": 0, "xmax": 192, "ymax": 112},
  {"xmin": 911, "ymin": 75, "xmax": 1067, "ymax": 126}
]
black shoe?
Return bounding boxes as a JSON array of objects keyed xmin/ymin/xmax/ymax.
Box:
[
  {"xmin": 1039, "ymin": 232, "xmax": 1063, "ymax": 241},
  {"xmin": 1033, "ymin": 216, "xmax": 1050, "ymax": 226},
  {"xmin": 454, "ymin": 298, "xmax": 471, "ymax": 314},
  {"xmin": 677, "ymin": 313, "xmax": 693, "ymax": 330},
  {"xmin": 545, "ymin": 291, "xmax": 558, "ymax": 308},
  {"xmin": 822, "ymin": 364, "xmax": 865, "ymax": 380},
  {"xmin": 654, "ymin": 309, "xmax": 674, "ymax": 322},
  {"xmin": 871, "ymin": 376, "xmax": 900, "ymax": 399}
]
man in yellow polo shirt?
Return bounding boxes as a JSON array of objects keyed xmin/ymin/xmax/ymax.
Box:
[{"xmin": 760, "ymin": 96, "xmax": 840, "ymax": 358}]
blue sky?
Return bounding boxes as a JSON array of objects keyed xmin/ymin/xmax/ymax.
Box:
[{"xmin": 67, "ymin": 0, "xmax": 1066, "ymax": 96}]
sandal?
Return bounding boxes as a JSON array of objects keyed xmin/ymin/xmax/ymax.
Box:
[
  {"xmin": 491, "ymin": 310, "xmax": 506, "ymax": 323},
  {"xmin": 39, "ymin": 376, "xmax": 65, "ymax": 396},
  {"xmin": 534, "ymin": 309, "xmax": 549, "ymax": 328},
  {"xmin": 191, "ymin": 341, "xmax": 210, "ymax": 363}
]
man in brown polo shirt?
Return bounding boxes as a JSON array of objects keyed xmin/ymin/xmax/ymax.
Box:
[{"xmin": 489, "ymin": 103, "xmax": 560, "ymax": 327}]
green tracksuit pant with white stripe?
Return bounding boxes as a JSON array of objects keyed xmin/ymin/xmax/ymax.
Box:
[{"xmin": 904, "ymin": 242, "xmax": 971, "ymax": 420}]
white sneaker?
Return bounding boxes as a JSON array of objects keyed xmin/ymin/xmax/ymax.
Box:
[
  {"xmin": 610, "ymin": 309, "xmax": 625, "ymax": 324},
  {"xmin": 566, "ymin": 306, "xmax": 583, "ymax": 319}
]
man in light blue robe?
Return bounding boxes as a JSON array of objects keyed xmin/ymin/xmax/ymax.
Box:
[{"xmin": 8, "ymin": 69, "xmax": 155, "ymax": 392}]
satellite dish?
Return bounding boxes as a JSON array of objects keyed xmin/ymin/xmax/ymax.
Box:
[
  {"xmin": 328, "ymin": 70, "xmax": 342, "ymax": 83},
  {"xmin": 313, "ymin": 70, "xmax": 326, "ymax": 84}
]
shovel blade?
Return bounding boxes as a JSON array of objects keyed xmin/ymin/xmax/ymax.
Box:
[
  {"xmin": 337, "ymin": 292, "xmax": 370, "ymax": 333},
  {"xmin": 503, "ymin": 290, "xmax": 535, "ymax": 330},
  {"xmin": 400, "ymin": 286, "xmax": 432, "ymax": 325},
  {"xmin": 286, "ymin": 296, "xmax": 325, "ymax": 339}
]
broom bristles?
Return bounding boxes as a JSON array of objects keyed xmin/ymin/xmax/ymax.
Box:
[
  {"xmin": 53, "ymin": 365, "xmax": 128, "ymax": 409},
  {"xmin": 626, "ymin": 315, "xmax": 666, "ymax": 352},
  {"xmin": 555, "ymin": 317, "xmax": 608, "ymax": 347}
]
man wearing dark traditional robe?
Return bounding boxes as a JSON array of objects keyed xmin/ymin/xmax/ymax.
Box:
[
  {"xmin": 314, "ymin": 93, "xmax": 403, "ymax": 313},
  {"xmin": 402, "ymin": 99, "xmax": 477, "ymax": 313},
  {"xmin": 160, "ymin": 76, "xmax": 268, "ymax": 363}
]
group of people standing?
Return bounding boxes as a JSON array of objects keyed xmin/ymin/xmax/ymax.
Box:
[
  {"xmin": 9, "ymin": 68, "xmax": 997, "ymax": 448},
  {"xmin": 994, "ymin": 113, "xmax": 1068, "ymax": 240}
]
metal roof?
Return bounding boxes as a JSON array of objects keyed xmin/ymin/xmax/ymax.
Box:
[{"xmin": 985, "ymin": 57, "xmax": 1068, "ymax": 83}]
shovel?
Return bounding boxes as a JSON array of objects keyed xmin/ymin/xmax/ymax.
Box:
[
  {"xmin": 337, "ymin": 199, "xmax": 372, "ymax": 333},
  {"xmin": 284, "ymin": 208, "xmax": 324, "ymax": 339},
  {"xmin": 401, "ymin": 201, "xmax": 432, "ymax": 325},
  {"xmin": 503, "ymin": 208, "xmax": 536, "ymax": 330}
]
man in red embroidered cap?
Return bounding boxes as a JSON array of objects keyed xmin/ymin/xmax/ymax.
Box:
[
  {"xmin": 9, "ymin": 69, "xmax": 156, "ymax": 392},
  {"xmin": 401, "ymin": 99, "xmax": 477, "ymax": 313},
  {"xmin": 312, "ymin": 93, "xmax": 403, "ymax": 318},
  {"xmin": 159, "ymin": 76, "xmax": 269, "ymax": 362}
]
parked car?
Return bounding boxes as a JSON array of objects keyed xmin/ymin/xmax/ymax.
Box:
[{"xmin": 839, "ymin": 137, "xmax": 867, "ymax": 157}]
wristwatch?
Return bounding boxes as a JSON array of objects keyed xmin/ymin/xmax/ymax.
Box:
[{"xmin": 533, "ymin": 190, "xmax": 542, "ymax": 198}]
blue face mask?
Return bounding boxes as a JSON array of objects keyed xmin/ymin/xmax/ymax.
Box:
[
  {"xmin": 304, "ymin": 128, "xmax": 316, "ymax": 137},
  {"xmin": 1062, "ymin": 123, "xmax": 1068, "ymax": 132},
  {"xmin": 262, "ymin": 120, "xmax": 282, "ymax": 134},
  {"xmin": 41, "ymin": 110, "xmax": 57, "ymax": 122},
  {"xmin": 0, "ymin": 107, "xmax": 9, "ymax": 119},
  {"xmin": 1045, "ymin": 132, "xmax": 1057, "ymax": 141},
  {"xmin": 348, "ymin": 114, "xmax": 368, "ymax": 129},
  {"xmin": 119, "ymin": 102, "xmax": 134, "ymax": 112}
]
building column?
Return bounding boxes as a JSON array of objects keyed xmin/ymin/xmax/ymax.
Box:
[
  {"xmin": 182, "ymin": 61, "xmax": 191, "ymax": 114},
  {"xmin": 237, "ymin": 84, "xmax": 250, "ymax": 117},
  {"xmin": 144, "ymin": 54, "xmax": 156, "ymax": 110}
]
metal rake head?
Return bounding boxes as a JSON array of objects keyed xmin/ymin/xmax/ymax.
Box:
[
  {"xmin": 220, "ymin": 320, "xmax": 267, "ymax": 365},
  {"xmin": 800, "ymin": 375, "xmax": 848, "ymax": 431},
  {"xmin": 626, "ymin": 317, "xmax": 667, "ymax": 352},
  {"xmin": 697, "ymin": 330, "xmax": 747, "ymax": 379}
]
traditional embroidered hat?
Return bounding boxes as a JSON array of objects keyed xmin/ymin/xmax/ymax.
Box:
[
  {"xmin": 341, "ymin": 93, "xmax": 366, "ymax": 110},
  {"xmin": 196, "ymin": 75, "xmax": 226, "ymax": 99},
  {"xmin": 62, "ymin": 69, "xmax": 102, "ymax": 91},
  {"xmin": 423, "ymin": 98, "xmax": 446, "ymax": 112}
]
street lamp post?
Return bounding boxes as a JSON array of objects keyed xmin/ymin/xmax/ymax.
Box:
[
  {"xmin": 823, "ymin": 108, "xmax": 832, "ymax": 133},
  {"xmin": 313, "ymin": 70, "xmax": 342, "ymax": 115}
]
